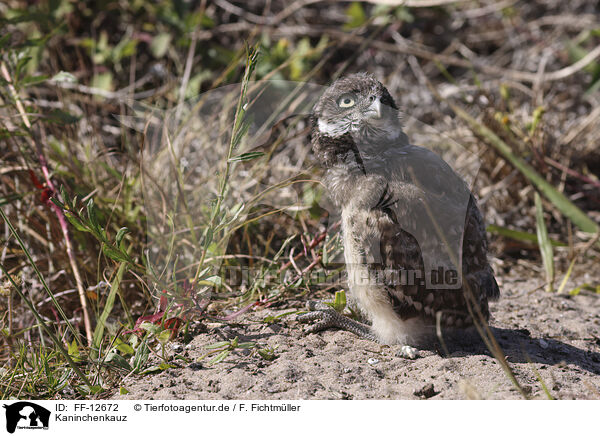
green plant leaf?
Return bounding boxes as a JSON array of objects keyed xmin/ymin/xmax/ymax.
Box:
[
  {"xmin": 20, "ymin": 74, "xmax": 48, "ymax": 87},
  {"xmin": 204, "ymin": 341, "xmax": 229, "ymax": 350},
  {"xmin": 86, "ymin": 198, "xmax": 100, "ymax": 232},
  {"xmin": 68, "ymin": 339, "xmax": 80, "ymax": 360},
  {"xmin": 102, "ymin": 244, "xmax": 131, "ymax": 263},
  {"xmin": 197, "ymin": 275, "xmax": 221, "ymax": 287},
  {"xmin": 329, "ymin": 289, "xmax": 347, "ymax": 312},
  {"xmin": 150, "ymin": 33, "xmax": 171, "ymax": 58},
  {"xmin": 64, "ymin": 211, "xmax": 89, "ymax": 233},
  {"xmin": 132, "ymin": 340, "xmax": 150, "ymax": 372},
  {"xmin": 114, "ymin": 338, "xmax": 134, "ymax": 355},
  {"xmin": 15, "ymin": 56, "xmax": 32, "ymax": 80},
  {"xmin": 92, "ymin": 262, "xmax": 127, "ymax": 350},
  {"xmin": 140, "ymin": 363, "xmax": 174, "ymax": 374},
  {"xmin": 139, "ymin": 322, "xmax": 163, "ymax": 335},
  {"xmin": 257, "ymin": 347, "xmax": 277, "ymax": 361},
  {"xmin": 115, "ymin": 227, "xmax": 130, "ymax": 247},
  {"xmin": 51, "ymin": 71, "xmax": 78, "ymax": 83},
  {"xmin": 91, "ymin": 72, "xmax": 113, "ymax": 92},
  {"xmin": 345, "ymin": 2, "xmax": 367, "ymax": 29},
  {"xmin": 237, "ymin": 342, "xmax": 256, "ymax": 349},
  {"xmin": 208, "ymin": 350, "xmax": 230, "ymax": 365},
  {"xmin": 59, "ymin": 185, "xmax": 70, "ymax": 206},
  {"xmin": 105, "ymin": 351, "xmax": 132, "ymax": 371},
  {"xmin": 156, "ymin": 329, "xmax": 171, "ymax": 344}
]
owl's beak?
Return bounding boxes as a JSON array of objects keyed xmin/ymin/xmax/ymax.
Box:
[{"xmin": 364, "ymin": 98, "xmax": 382, "ymax": 120}]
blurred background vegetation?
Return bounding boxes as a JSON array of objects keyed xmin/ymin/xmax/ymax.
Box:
[{"xmin": 0, "ymin": 0, "xmax": 599, "ymax": 398}]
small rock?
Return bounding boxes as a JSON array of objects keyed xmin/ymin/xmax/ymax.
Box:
[
  {"xmin": 539, "ymin": 339, "xmax": 549, "ymax": 349},
  {"xmin": 266, "ymin": 324, "xmax": 283, "ymax": 334},
  {"xmin": 397, "ymin": 345, "xmax": 419, "ymax": 359},
  {"xmin": 338, "ymin": 391, "xmax": 352, "ymax": 400},
  {"xmin": 170, "ymin": 343, "xmax": 183, "ymax": 353},
  {"xmin": 367, "ymin": 358, "xmax": 379, "ymax": 365},
  {"xmin": 188, "ymin": 362, "xmax": 203, "ymax": 370},
  {"xmin": 414, "ymin": 383, "xmax": 438, "ymax": 399}
]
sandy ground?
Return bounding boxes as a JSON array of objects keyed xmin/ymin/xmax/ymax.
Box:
[{"xmin": 114, "ymin": 274, "xmax": 600, "ymax": 400}]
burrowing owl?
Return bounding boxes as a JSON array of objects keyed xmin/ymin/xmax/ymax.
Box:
[{"xmin": 299, "ymin": 73, "xmax": 499, "ymax": 356}]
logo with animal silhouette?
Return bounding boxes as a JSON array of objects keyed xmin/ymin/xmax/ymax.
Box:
[{"xmin": 3, "ymin": 402, "xmax": 50, "ymax": 433}]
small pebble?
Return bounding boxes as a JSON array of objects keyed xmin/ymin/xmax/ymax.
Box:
[
  {"xmin": 170, "ymin": 343, "xmax": 183, "ymax": 353},
  {"xmin": 367, "ymin": 358, "xmax": 379, "ymax": 365},
  {"xmin": 397, "ymin": 345, "xmax": 419, "ymax": 359},
  {"xmin": 414, "ymin": 383, "xmax": 438, "ymax": 399},
  {"xmin": 539, "ymin": 339, "xmax": 549, "ymax": 349},
  {"xmin": 188, "ymin": 362, "xmax": 203, "ymax": 370}
]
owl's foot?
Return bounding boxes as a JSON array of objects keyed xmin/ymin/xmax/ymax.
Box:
[
  {"xmin": 297, "ymin": 300, "xmax": 378, "ymax": 342},
  {"xmin": 297, "ymin": 301, "xmax": 420, "ymax": 359}
]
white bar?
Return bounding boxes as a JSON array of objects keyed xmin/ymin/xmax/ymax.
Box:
[{"xmin": 1, "ymin": 400, "xmax": 597, "ymax": 435}]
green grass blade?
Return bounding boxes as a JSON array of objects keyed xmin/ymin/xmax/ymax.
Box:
[
  {"xmin": 487, "ymin": 224, "xmax": 566, "ymax": 247},
  {"xmin": 0, "ymin": 205, "xmax": 82, "ymax": 345},
  {"xmin": 557, "ymin": 257, "xmax": 576, "ymax": 294},
  {"xmin": 0, "ymin": 262, "xmax": 93, "ymax": 388},
  {"xmin": 535, "ymin": 193, "xmax": 555, "ymax": 292},
  {"xmin": 433, "ymin": 93, "xmax": 599, "ymax": 235},
  {"xmin": 93, "ymin": 262, "xmax": 128, "ymax": 350}
]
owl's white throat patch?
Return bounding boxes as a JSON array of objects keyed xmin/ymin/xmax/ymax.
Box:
[
  {"xmin": 318, "ymin": 117, "xmax": 402, "ymax": 141},
  {"xmin": 317, "ymin": 118, "xmax": 345, "ymax": 137}
]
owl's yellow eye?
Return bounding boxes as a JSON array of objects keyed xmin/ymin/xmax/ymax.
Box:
[{"xmin": 337, "ymin": 94, "xmax": 356, "ymax": 108}]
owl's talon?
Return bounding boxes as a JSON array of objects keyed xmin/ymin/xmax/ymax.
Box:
[
  {"xmin": 297, "ymin": 301, "xmax": 340, "ymax": 334},
  {"xmin": 305, "ymin": 300, "xmax": 330, "ymax": 312},
  {"xmin": 297, "ymin": 300, "xmax": 377, "ymax": 341},
  {"xmin": 299, "ymin": 302, "xmax": 421, "ymax": 357}
]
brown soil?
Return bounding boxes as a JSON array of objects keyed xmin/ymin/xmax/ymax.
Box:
[{"xmin": 114, "ymin": 271, "xmax": 600, "ymax": 400}]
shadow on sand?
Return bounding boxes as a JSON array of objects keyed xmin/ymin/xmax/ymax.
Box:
[{"xmin": 437, "ymin": 326, "xmax": 600, "ymax": 376}]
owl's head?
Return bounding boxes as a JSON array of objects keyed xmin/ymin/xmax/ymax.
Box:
[{"xmin": 312, "ymin": 73, "xmax": 402, "ymax": 144}]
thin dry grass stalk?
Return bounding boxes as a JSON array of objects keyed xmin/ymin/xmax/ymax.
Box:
[{"xmin": 0, "ymin": 61, "xmax": 93, "ymax": 345}]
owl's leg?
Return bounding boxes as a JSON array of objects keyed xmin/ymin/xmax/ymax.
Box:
[{"xmin": 297, "ymin": 301, "xmax": 419, "ymax": 359}]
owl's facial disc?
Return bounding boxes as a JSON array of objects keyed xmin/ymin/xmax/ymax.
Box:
[
  {"xmin": 317, "ymin": 95, "xmax": 392, "ymax": 140},
  {"xmin": 314, "ymin": 74, "xmax": 404, "ymax": 143}
]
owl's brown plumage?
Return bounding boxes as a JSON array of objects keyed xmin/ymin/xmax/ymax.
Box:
[{"xmin": 309, "ymin": 73, "xmax": 499, "ymax": 346}]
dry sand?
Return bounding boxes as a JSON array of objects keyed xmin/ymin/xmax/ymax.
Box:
[{"xmin": 115, "ymin": 275, "xmax": 600, "ymax": 400}]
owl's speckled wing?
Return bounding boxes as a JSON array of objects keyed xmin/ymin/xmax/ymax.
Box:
[{"xmin": 366, "ymin": 144, "xmax": 500, "ymax": 327}]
